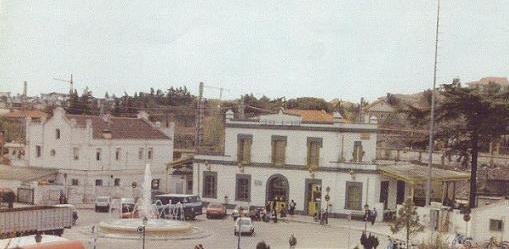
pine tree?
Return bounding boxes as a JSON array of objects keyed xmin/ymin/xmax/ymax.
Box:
[{"xmin": 390, "ymin": 199, "xmax": 424, "ymax": 249}]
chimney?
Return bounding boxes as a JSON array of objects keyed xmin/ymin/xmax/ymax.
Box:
[
  {"xmin": 23, "ymin": 81, "xmax": 27, "ymax": 97},
  {"xmin": 369, "ymin": 115, "xmax": 378, "ymax": 124},
  {"xmin": 102, "ymin": 129, "xmax": 112, "ymax": 139},
  {"xmin": 225, "ymin": 109, "xmax": 234, "ymax": 121},
  {"xmin": 137, "ymin": 111, "xmax": 149, "ymax": 120},
  {"xmin": 155, "ymin": 121, "xmax": 161, "ymax": 128},
  {"xmin": 333, "ymin": 112, "xmax": 344, "ymax": 124}
]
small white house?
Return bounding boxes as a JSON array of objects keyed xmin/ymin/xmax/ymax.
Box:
[
  {"xmin": 22, "ymin": 107, "xmax": 174, "ymax": 204},
  {"xmin": 470, "ymin": 200, "xmax": 509, "ymax": 242}
]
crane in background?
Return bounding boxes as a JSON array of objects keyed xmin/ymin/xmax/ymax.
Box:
[
  {"xmin": 53, "ymin": 74, "xmax": 74, "ymax": 94},
  {"xmin": 202, "ymin": 84, "xmax": 231, "ymax": 108}
]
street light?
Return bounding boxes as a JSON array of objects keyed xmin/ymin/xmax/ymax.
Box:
[
  {"xmin": 138, "ymin": 217, "xmax": 148, "ymax": 249},
  {"xmin": 363, "ymin": 204, "xmax": 370, "ymax": 232},
  {"xmin": 237, "ymin": 219, "xmax": 242, "ymax": 249}
]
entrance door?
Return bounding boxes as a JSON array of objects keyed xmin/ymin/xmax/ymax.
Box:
[
  {"xmin": 304, "ymin": 179, "xmax": 322, "ymax": 216},
  {"xmin": 396, "ymin": 180, "xmax": 405, "ymax": 204},
  {"xmin": 266, "ymin": 174, "xmax": 289, "ymax": 212},
  {"xmin": 380, "ymin": 181, "xmax": 389, "ymax": 209}
]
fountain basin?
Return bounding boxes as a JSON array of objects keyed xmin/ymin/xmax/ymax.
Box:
[{"xmin": 99, "ymin": 218, "xmax": 193, "ymax": 237}]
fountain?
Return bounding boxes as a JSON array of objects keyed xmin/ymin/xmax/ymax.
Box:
[{"xmin": 98, "ymin": 164, "xmax": 206, "ymax": 239}]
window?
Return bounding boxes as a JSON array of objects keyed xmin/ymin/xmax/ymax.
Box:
[
  {"xmin": 271, "ymin": 136, "xmax": 287, "ymax": 166},
  {"xmin": 71, "ymin": 179, "xmax": 79, "ymax": 186},
  {"xmin": 115, "ymin": 148, "xmax": 121, "ymax": 161},
  {"xmin": 50, "ymin": 149, "xmax": 56, "ymax": 157},
  {"xmin": 148, "ymin": 148, "xmax": 153, "ymax": 160},
  {"xmin": 36, "ymin": 146, "xmax": 41, "ymax": 158},
  {"xmin": 55, "ymin": 129, "xmax": 60, "ymax": 139},
  {"xmin": 345, "ymin": 182, "xmax": 363, "ymax": 210},
  {"xmin": 96, "ymin": 149, "xmax": 102, "ymax": 161},
  {"xmin": 307, "ymin": 137, "xmax": 322, "ymax": 169},
  {"xmin": 187, "ymin": 180, "xmax": 193, "ymax": 193},
  {"xmin": 138, "ymin": 148, "xmax": 144, "ymax": 160},
  {"xmin": 202, "ymin": 171, "xmax": 217, "ymax": 198},
  {"xmin": 95, "ymin": 179, "xmax": 103, "ymax": 186},
  {"xmin": 490, "ymin": 219, "xmax": 504, "ymax": 231},
  {"xmin": 352, "ymin": 141, "xmax": 364, "ymax": 162},
  {"xmin": 237, "ymin": 134, "xmax": 252, "ymax": 165},
  {"xmin": 235, "ymin": 174, "xmax": 251, "ymax": 202},
  {"xmin": 73, "ymin": 147, "xmax": 79, "ymax": 160},
  {"xmin": 114, "ymin": 178, "xmax": 121, "ymax": 186}
]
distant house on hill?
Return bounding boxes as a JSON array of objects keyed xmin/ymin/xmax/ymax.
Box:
[{"xmin": 466, "ymin": 77, "xmax": 509, "ymax": 92}]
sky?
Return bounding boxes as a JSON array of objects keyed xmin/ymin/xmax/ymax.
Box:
[{"xmin": 1, "ymin": 1, "xmax": 509, "ymax": 102}]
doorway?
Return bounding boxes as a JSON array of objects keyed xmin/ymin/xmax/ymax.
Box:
[
  {"xmin": 304, "ymin": 179, "xmax": 322, "ymax": 216},
  {"xmin": 396, "ymin": 180, "xmax": 405, "ymax": 204},
  {"xmin": 380, "ymin": 181, "xmax": 389, "ymax": 209}
]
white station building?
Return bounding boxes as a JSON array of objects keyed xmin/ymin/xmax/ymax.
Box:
[
  {"xmin": 21, "ymin": 107, "xmax": 174, "ymax": 204},
  {"xmin": 194, "ymin": 109, "xmax": 387, "ymax": 217}
]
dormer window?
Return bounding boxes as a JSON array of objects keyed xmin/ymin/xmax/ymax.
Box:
[{"xmin": 56, "ymin": 129, "xmax": 60, "ymax": 139}]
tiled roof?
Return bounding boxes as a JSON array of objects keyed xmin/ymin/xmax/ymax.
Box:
[
  {"xmin": 66, "ymin": 114, "xmax": 170, "ymax": 140},
  {"xmin": 284, "ymin": 109, "xmax": 333, "ymax": 123},
  {"xmin": 2, "ymin": 110, "xmax": 48, "ymax": 119}
]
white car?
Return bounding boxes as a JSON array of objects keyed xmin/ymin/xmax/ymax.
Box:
[
  {"xmin": 95, "ymin": 196, "xmax": 111, "ymax": 212},
  {"xmin": 234, "ymin": 217, "xmax": 255, "ymax": 236}
]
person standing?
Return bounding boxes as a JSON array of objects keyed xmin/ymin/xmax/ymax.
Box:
[
  {"xmin": 371, "ymin": 208, "xmax": 377, "ymax": 225},
  {"xmin": 273, "ymin": 208, "xmax": 278, "ymax": 223},
  {"xmin": 289, "ymin": 200, "xmax": 296, "ymax": 215}
]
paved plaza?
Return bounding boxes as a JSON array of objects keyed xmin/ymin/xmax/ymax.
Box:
[{"xmin": 63, "ymin": 208, "xmax": 391, "ymax": 249}]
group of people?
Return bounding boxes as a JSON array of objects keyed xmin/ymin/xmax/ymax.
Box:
[
  {"xmin": 314, "ymin": 208, "xmax": 329, "ymax": 225},
  {"xmin": 360, "ymin": 232, "xmax": 380, "ymax": 249},
  {"xmin": 363, "ymin": 208, "xmax": 378, "ymax": 225},
  {"xmin": 254, "ymin": 198, "xmax": 297, "ymax": 223}
]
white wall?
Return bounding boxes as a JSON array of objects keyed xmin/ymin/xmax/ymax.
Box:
[
  {"xmin": 193, "ymin": 162, "xmax": 382, "ymax": 215},
  {"xmin": 224, "ymin": 127, "xmax": 377, "ymax": 166}
]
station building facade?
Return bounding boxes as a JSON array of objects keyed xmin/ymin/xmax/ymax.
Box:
[{"xmin": 194, "ymin": 109, "xmax": 385, "ymax": 217}]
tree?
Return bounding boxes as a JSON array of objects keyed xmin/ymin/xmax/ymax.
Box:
[
  {"xmin": 66, "ymin": 89, "xmax": 81, "ymax": 114},
  {"xmin": 390, "ymin": 199, "xmax": 424, "ymax": 249},
  {"xmin": 405, "ymin": 79, "xmax": 509, "ymax": 208}
]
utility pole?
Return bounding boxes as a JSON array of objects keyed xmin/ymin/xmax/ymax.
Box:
[
  {"xmin": 195, "ymin": 82, "xmax": 204, "ymax": 152},
  {"xmin": 426, "ymin": 0, "xmax": 441, "ymax": 208},
  {"xmin": 239, "ymin": 96, "xmax": 245, "ymax": 119}
]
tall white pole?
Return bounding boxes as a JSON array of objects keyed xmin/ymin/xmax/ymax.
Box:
[{"xmin": 426, "ymin": 0, "xmax": 441, "ymax": 207}]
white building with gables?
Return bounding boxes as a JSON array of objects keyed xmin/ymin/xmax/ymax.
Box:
[{"xmin": 22, "ymin": 107, "xmax": 174, "ymax": 204}]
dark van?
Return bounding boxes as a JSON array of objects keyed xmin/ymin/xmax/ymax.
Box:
[{"xmin": 153, "ymin": 194, "xmax": 203, "ymax": 220}]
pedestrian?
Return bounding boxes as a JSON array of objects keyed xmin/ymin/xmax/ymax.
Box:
[
  {"xmin": 280, "ymin": 203, "xmax": 286, "ymax": 218},
  {"xmin": 256, "ymin": 241, "xmax": 271, "ymax": 249},
  {"xmin": 360, "ymin": 232, "xmax": 368, "ymax": 249},
  {"xmin": 289, "ymin": 200, "xmax": 296, "ymax": 215},
  {"xmin": 273, "ymin": 209, "xmax": 278, "ymax": 223},
  {"xmin": 386, "ymin": 238, "xmax": 393, "ymax": 249},
  {"xmin": 289, "ymin": 233, "xmax": 297, "ymax": 249},
  {"xmin": 371, "ymin": 208, "xmax": 377, "ymax": 226}
]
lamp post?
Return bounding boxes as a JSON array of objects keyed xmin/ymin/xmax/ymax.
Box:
[
  {"xmin": 363, "ymin": 204, "xmax": 370, "ymax": 232},
  {"xmin": 237, "ymin": 219, "xmax": 242, "ymax": 249},
  {"xmin": 138, "ymin": 216, "xmax": 148, "ymax": 249}
]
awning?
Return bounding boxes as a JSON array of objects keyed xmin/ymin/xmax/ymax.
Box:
[
  {"xmin": 167, "ymin": 156, "xmax": 193, "ymax": 169},
  {"xmin": 379, "ymin": 163, "xmax": 470, "ymax": 185},
  {"xmin": 0, "ymin": 164, "xmax": 57, "ymax": 182}
]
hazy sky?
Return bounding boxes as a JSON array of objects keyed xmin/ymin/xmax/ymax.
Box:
[{"xmin": 1, "ymin": 1, "xmax": 509, "ymax": 102}]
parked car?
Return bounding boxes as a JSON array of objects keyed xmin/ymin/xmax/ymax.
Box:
[
  {"xmin": 94, "ymin": 196, "xmax": 111, "ymax": 212},
  {"xmin": 206, "ymin": 203, "xmax": 226, "ymax": 219},
  {"xmin": 120, "ymin": 198, "xmax": 138, "ymax": 218},
  {"xmin": 153, "ymin": 194, "xmax": 203, "ymax": 220},
  {"xmin": 53, "ymin": 204, "xmax": 78, "ymax": 225},
  {"xmin": 234, "ymin": 217, "xmax": 255, "ymax": 236},
  {"xmin": 232, "ymin": 205, "xmax": 249, "ymax": 221}
]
